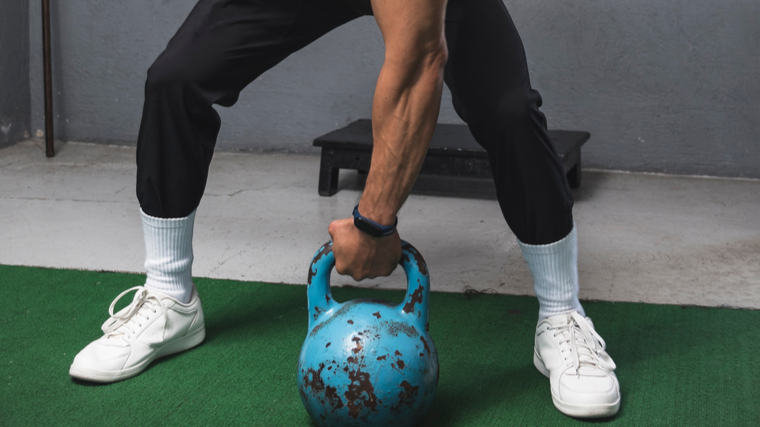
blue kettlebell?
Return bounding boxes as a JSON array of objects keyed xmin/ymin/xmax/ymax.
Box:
[{"xmin": 298, "ymin": 241, "xmax": 438, "ymax": 427}]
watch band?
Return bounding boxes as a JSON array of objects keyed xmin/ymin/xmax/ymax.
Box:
[{"xmin": 353, "ymin": 204, "xmax": 397, "ymax": 238}]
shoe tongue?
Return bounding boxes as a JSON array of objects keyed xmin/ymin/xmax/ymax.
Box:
[
  {"xmin": 574, "ymin": 340, "xmax": 597, "ymax": 360},
  {"xmin": 105, "ymin": 298, "xmax": 157, "ymax": 336},
  {"xmin": 568, "ymin": 323, "xmax": 602, "ymax": 368},
  {"xmin": 546, "ymin": 312, "xmax": 574, "ymax": 327}
]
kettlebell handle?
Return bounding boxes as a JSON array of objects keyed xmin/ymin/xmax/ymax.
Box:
[{"xmin": 306, "ymin": 241, "xmax": 431, "ymax": 330}]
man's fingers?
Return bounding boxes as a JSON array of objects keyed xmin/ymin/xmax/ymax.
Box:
[{"xmin": 329, "ymin": 217, "xmax": 401, "ymax": 281}]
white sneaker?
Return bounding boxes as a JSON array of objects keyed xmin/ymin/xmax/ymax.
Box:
[
  {"xmin": 534, "ymin": 311, "xmax": 620, "ymax": 418},
  {"xmin": 69, "ymin": 285, "xmax": 205, "ymax": 383}
]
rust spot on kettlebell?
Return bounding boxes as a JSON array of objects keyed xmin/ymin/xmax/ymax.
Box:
[
  {"xmin": 395, "ymin": 350, "xmax": 402, "ymax": 356},
  {"xmin": 377, "ymin": 355, "xmax": 387, "ymax": 361},
  {"xmin": 385, "ymin": 320, "xmax": 418, "ymax": 337},
  {"xmin": 309, "ymin": 321, "xmax": 325, "ymax": 337},
  {"xmin": 303, "ymin": 363, "xmax": 326, "ymax": 393},
  {"xmin": 400, "ymin": 242, "xmax": 428, "ymax": 275},
  {"xmin": 347, "ymin": 319, "xmax": 354, "ymax": 325},
  {"xmin": 345, "ymin": 369, "xmax": 378, "ymax": 418},
  {"xmin": 325, "ymin": 342, "xmax": 331, "ymax": 348},
  {"xmin": 352, "ymin": 336, "xmax": 363, "ymax": 353},
  {"xmin": 391, "ymin": 380, "xmax": 419, "ymax": 414},
  {"xmin": 402, "ymin": 286, "xmax": 424, "ymax": 314},
  {"xmin": 373, "ymin": 311, "xmax": 381, "ymax": 318},
  {"xmin": 420, "ymin": 336, "xmax": 431, "ymax": 356},
  {"xmin": 307, "ymin": 242, "xmax": 333, "ymax": 285},
  {"xmin": 325, "ymin": 385, "xmax": 345, "ymax": 412},
  {"xmin": 397, "ymin": 359, "xmax": 406, "ymax": 369}
]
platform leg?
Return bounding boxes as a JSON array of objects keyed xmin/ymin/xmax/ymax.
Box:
[{"xmin": 318, "ymin": 151, "xmax": 340, "ymax": 196}]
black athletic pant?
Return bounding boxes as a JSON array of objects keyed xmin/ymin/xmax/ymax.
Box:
[{"xmin": 136, "ymin": 0, "xmax": 574, "ymax": 245}]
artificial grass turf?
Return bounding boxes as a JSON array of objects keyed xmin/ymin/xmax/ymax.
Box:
[{"xmin": 1, "ymin": 264, "xmax": 758, "ymax": 427}]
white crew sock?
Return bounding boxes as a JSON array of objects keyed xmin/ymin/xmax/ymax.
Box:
[
  {"xmin": 517, "ymin": 225, "xmax": 585, "ymax": 320},
  {"xmin": 141, "ymin": 209, "xmax": 196, "ymax": 304}
]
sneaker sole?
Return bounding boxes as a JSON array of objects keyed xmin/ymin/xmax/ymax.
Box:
[
  {"xmin": 69, "ymin": 326, "xmax": 206, "ymax": 383},
  {"xmin": 533, "ymin": 350, "xmax": 620, "ymax": 419}
]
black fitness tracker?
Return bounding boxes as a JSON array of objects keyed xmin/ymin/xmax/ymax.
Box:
[{"xmin": 352, "ymin": 204, "xmax": 398, "ymax": 238}]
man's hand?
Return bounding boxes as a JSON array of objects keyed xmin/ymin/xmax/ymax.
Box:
[{"xmin": 328, "ymin": 218, "xmax": 402, "ymax": 281}]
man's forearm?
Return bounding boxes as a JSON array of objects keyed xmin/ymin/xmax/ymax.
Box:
[
  {"xmin": 360, "ymin": 0, "xmax": 449, "ymax": 225},
  {"xmin": 328, "ymin": 0, "xmax": 448, "ymax": 281}
]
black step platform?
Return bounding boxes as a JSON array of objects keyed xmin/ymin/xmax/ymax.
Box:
[{"xmin": 313, "ymin": 119, "xmax": 589, "ymax": 196}]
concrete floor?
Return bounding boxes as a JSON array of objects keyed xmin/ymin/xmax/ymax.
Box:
[{"xmin": 1, "ymin": 140, "xmax": 758, "ymax": 309}]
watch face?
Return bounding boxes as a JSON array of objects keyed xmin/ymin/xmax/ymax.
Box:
[{"xmin": 354, "ymin": 216, "xmax": 383, "ymax": 237}]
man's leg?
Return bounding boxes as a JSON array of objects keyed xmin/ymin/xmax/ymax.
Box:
[
  {"xmin": 69, "ymin": 0, "xmax": 361, "ymax": 383},
  {"xmin": 443, "ymin": 0, "xmax": 620, "ymax": 418}
]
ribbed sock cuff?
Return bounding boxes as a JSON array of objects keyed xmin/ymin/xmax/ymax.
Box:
[
  {"xmin": 518, "ymin": 225, "xmax": 584, "ymax": 320},
  {"xmin": 142, "ymin": 209, "xmax": 196, "ymax": 303}
]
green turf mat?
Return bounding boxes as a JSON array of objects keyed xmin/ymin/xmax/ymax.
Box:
[{"xmin": 1, "ymin": 264, "xmax": 758, "ymax": 426}]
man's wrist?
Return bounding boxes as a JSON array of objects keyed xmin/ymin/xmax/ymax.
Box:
[
  {"xmin": 356, "ymin": 195, "xmax": 398, "ymax": 225},
  {"xmin": 353, "ymin": 204, "xmax": 397, "ymax": 238}
]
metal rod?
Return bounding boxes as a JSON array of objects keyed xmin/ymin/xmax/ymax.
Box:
[{"xmin": 42, "ymin": 0, "xmax": 55, "ymax": 157}]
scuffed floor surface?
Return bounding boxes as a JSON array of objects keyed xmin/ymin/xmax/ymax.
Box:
[{"xmin": 1, "ymin": 140, "xmax": 758, "ymax": 309}]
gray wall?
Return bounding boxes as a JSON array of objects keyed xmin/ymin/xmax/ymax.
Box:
[
  {"xmin": 1, "ymin": 0, "xmax": 31, "ymax": 147},
  {"xmin": 28, "ymin": 0, "xmax": 760, "ymax": 178}
]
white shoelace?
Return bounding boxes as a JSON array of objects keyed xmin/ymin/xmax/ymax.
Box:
[
  {"xmin": 549, "ymin": 312, "xmax": 616, "ymax": 375},
  {"xmin": 101, "ymin": 286, "xmax": 166, "ymax": 340}
]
